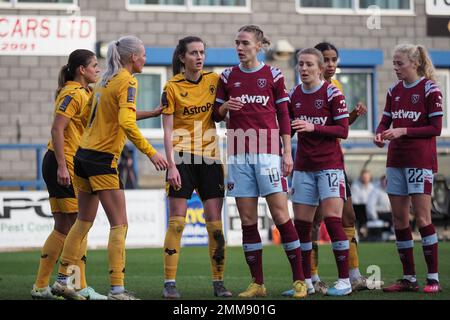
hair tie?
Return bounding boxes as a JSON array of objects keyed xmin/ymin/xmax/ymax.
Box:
[{"xmin": 66, "ymin": 64, "xmax": 70, "ymax": 72}]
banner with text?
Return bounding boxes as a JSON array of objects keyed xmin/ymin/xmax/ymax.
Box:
[
  {"xmin": 0, "ymin": 15, "xmax": 96, "ymax": 56},
  {"xmin": 0, "ymin": 190, "xmax": 166, "ymax": 251}
]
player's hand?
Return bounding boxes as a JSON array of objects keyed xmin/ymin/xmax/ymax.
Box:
[
  {"xmin": 150, "ymin": 152, "xmax": 168, "ymax": 171},
  {"xmin": 223, "ymin": 98, "xmax": 244, "ymax": 112},
  {"xmin": 292, "ymin": 119, "xmax": 314, "ymax": 133},
  {"xmin": 381, "ymin": 128, "xmax": 406, "ymax": 140},
  {"xmin": 354, "ymin": 102, "xmax": 367, "ymax": 116},
  {"xmin": 57, "ymin": 165, "xmax": 71, "ymax": 187},
  {"xmin": 282, "ymin": 152, "xmax": 293, "ymax": 177},
  {"xmin": 373, "ymin": 133, "xmax": 385, "ymax": 148},
  {"xmin": 151, "ymin": 105, "xmax": 163, "ymax": 117},
  {"xmin": 167, "ymin": 165, "xmax": 182, "ymax": 190}
]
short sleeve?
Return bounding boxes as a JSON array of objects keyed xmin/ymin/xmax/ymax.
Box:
[
  {"xmin": 161, "ymin": 83, "xmax": 175, "ymax": 115},
  {"xmin": 55, "ymin": 91, "xmax": 81, "ymax": 119},
  {"xmin": 118, "ymin": 77, "xmax": 138, "ymax": 111}
]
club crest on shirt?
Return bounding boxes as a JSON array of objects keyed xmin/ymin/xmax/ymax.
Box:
[
  {"xmin": 314, "ymin": 99, "xmax": 324, "ymax": 109},
  {"xmin": 209, "ymin": 85, "xmax": 216, "ymax": 95},
  {"xmin": 257, "ymin": 78, "xmax": 267, "ymax": 89},
  {"xmin": 411, "ymin": 94, "xmax": 420, "ymax": 104}
]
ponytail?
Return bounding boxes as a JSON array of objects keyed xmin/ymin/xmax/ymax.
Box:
[
  {"xmin": 55, "ymin": 49, "xmax": 95, "ymax": 100},
  {"xmin": 394, "ymin": 43, "xmax": 437, "ymax": 82},
  {"xmin": 417, "ymin": 45, "xmax": 436, "ymax": 83},
  {"xmin": 55, "ymin": 64, "xmax": 71, "ymax": 99},
  {"xmin": 172, "ymin": 36, "xmax": 204, "ymax": 75},
  {"xmin": 100, "ymin": 35, "xmax": 144, "ymax": 87}
]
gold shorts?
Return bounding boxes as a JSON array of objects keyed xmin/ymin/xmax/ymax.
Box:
[{"xmin": 73, "ymin": 148, "xmax": 123, "ymax": 193}]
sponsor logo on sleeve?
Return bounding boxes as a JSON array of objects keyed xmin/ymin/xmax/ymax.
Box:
[
  {"xmin": 127, "ymin": 87, "xmax": 136, "ymax": 103},
  {"xmin": 59, "ymin": 95, "xmax": 73, "ymax": 112}
]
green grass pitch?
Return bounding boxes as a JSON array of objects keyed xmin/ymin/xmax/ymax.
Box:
[{"xmin": 0, "ymin": 242, "xmax": 448, "ymax": 300}]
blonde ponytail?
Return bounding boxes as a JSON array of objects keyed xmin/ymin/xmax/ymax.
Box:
[
  {"xmin": 417, "ymin": 45, "xmax": 437, "ymax": 82},
  {"xmin": 100, "ymin": 35, "xmax": 144, "ymax": 87},
  {"xmin": 394, "ymin": 44, "xmax": 437, "ymax": 82}
]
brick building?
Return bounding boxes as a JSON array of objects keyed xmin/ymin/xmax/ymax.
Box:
[{"xmin": 1, "ymin": 0, "xmax": 450, "ymax": 187}]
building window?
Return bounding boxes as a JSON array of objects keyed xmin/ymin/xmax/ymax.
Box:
[
  {"xmin": 135, "ymin": 67, "xmax": 167, "ymax": 138},
  {"xmin": 359, "ymin": 0, "xmax": 411, "ymax": 10},
  {"xmin": 296, "ymin": 0, "xmax": 414, "ymax": 15},
  {"xmin": 127, "ymin": 0, "xmax": 250, "ymax": 12},
  {"xmin": 299, "ymin": 0, "xmax": 351, "ymax": 9},
  {"xmin": 436, "ymin": 69, "xmax": 450, "ymax": 135},
  {"xmin": 0, "ymin": 0, "xmax": 78, "ymax": 9},
  {"xmin": 335, "ymin": 68, "xmax": 373, "ymax": 136}
]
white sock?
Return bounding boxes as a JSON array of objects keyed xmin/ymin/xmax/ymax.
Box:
[
  {"xmin": 427, "ymin": 273, "xmax": 439, "ymax": 282},
  {"xmin": 403, "ymin": 275, "xmax": 417, "ymax": 283},
  {"xmin": 349, "ymin": 268, "xmax": 362, "ymax": 281},
  {"xmin": 305, "ymin": 278, "xmax": 313, "ymax": 289},
  {"xmin": 164, "ymin": 280, "xmax": 176, "ymax": 284},
  {"xmin": 335, "ymin": 278, "xmax": 351, "ymax": 289},
  {"xmin": 311, "ymin": 274, "xmax": 320, "ymax": 282},
  {"xmin": 110, "ymin": 285, "xmax": 125, "ymax": 294}
]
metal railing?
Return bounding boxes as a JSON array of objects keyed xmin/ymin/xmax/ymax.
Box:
[{"xmin": 0, "ymin": 144, "xmax": 46, "ymax": 190}]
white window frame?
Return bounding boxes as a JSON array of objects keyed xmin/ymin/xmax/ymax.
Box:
[
  {"xmin": 296, "ymin": 0, "xmax": 415, "ymax": 16},
  {"xmin": 436, "ymin": 69, "xmax": 450, "ymax": 137},
  {"xmin": 335, "ymin": 67, "xmax": 374, "ymax": 138},
  {"xmin": 137, "ymin": 66, "xmax": 167, "ymax": 140},
  {"xmin": 0, "ymin": 0, "xmax": 79, "ymax": 10},
  {"xmin": 126, "ymin": 0, "xmax": 251, "ymax": 13}
]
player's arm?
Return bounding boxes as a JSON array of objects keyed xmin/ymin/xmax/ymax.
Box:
[
  {"xmin": 118, "ymin": 81, "xmax": 167, "ymax": 170},
  {"xmin": 51, "ymin": 114, "xmax": 71, "ymax": 186},
  {"xmin": 348, "ymin": 102, "xmax": 367, "ymax": 126},
  {"xmin": 294, "ymin": 94, "xmax": 349, "ymax": 139},
  {"xmin": 136, "ymin": 106, "xmax": 163, "ymax": 120},
  {"xmin": 52, "ymin": 93, "xmax": 82, "ymax": 186},
  {"xmin": 118, "ymin": 108, "xmax": 167, "ymax": 171},
  {"xmin": 213, "ymin": 98, "xmax": 244, "ymax": 121},
  {"xmin": 374, "ymin": 92, "xmax": 393, "ymax": 147},
  {"xmin": 279, "ymin": 102, "xmax": 293, "ymax": 177},
  {"xmin": 313, "ymin": 118, "xmax": 349, "ymax": 138},
  {"xmin": 212, "ymin": 71, "xmax": 243, "ymax": 122},
  {"xmin": 401, "ymin": 89, "xmax": 443, "ymax": 138},
  {"xmin": 162, "ymin": 114, "xmax": 181, "ymax": 189}
]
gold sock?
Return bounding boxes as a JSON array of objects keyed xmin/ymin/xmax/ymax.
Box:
[
  {"xmin": 35, "ymin": 230, "xmax": 66, "ymax": 288},
  {"xmin": 58, "ymin": 219, "xmax": 93, "ymax": 281},
  {"xmin": 77, "ymin": 236, "xmax": 88, "ymax": 289},
  {"xmin": 344, "ymin": 226, "xmax": 359, "ymax": 270},
  {"xmin": 311, "ymin": 241, "xmax": 319, "ymax": 277},
  {"xmin": 206, "ymin": 221, "xmax": 226, "ymax": 281},
  {"xmin": 163, "ymin": 216, "xmax": 185, "ymax": 281},
  {"xmin": 108, "ymin": 225, "xmax": 128, "ymax": 287}
]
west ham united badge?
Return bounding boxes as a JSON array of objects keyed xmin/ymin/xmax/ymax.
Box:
[
  {"xmin": 314, "ymin": 99, "xmax": 324, "ymax": 109},
  {"xmin": 257, "ymin": 78, "xmax": 267, "ymax": 89}
]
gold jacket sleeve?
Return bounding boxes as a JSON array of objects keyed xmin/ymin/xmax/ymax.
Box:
[{"xmin": 118, "ymin": 107, "xmax": 157, "ymax": 158}]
